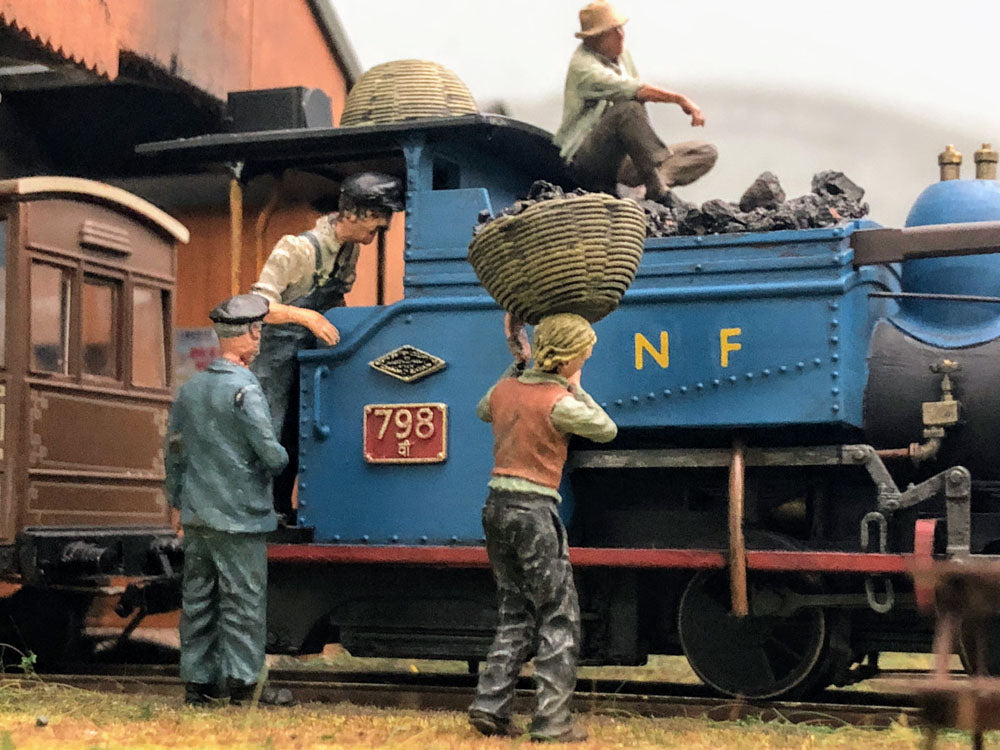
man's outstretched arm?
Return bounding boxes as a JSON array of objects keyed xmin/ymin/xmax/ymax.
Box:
[{"xmin": 635, "ymin": 84, "xmax": 706, "ymax": 127}]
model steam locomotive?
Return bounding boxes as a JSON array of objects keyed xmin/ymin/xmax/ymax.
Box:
[{"xmin": 4, "ymin": 116, "xmax": 1000, "ymax": 700}]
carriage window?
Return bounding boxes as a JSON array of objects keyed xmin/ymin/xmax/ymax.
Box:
[
  {"xmin": 131, "ymin": 286, "xmax": 167, "ymax": 388},
  {"xmin": 30, "ymin": 263, "xmax": 71, "ymax": 374},
  {"xmin": 82, "ymin": 276, "xmax": 119, "ymax": 379}
]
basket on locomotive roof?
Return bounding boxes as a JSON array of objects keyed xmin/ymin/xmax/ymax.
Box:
[
  {"xmin": 468, "ymin": 193, "xmax": 646, "ymax": 324},
  {"xmin": 340, "ymin": 59, "xmax": 479, "ymax": 127}
]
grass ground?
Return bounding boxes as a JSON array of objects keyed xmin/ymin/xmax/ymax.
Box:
[
  {"xmin": 0, "ymin": 680, "xmax": 987, "ymax": 750},
  {"xmin": 0, "ymin": 650, "xmax": 983, "ymax": 749}
]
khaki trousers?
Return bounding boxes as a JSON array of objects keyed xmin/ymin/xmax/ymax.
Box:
[{"xmin": 570, "ymin": 99, "xmax": 716, "ymax": 193}]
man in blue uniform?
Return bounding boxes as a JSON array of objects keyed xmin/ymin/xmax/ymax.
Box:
[{"xmin": 165, "ymin": 293, "xmax": 291, "ymax": 706}]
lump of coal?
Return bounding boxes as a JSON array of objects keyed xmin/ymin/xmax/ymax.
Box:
[
  {"xmin": 811, "ymin": 171, "xmax": 865, "ymax": 203},
  {"xmin": 699, "ymin": 199, "xmax": 745, "ymax": 233},
  {"xmin": 768, "ymin": 206, "xmax": 799, "ymax": 231},
  {"xmin": 786, "ymin": 194, "xmax": 824, "ymax": 229},
  {"xmin": 526, "ymin": 180, "xmax": 565, "ymax": 201},
  {"xmin": 739, "ymin": 171, "xmax": 786, "ymax": 212},
  {"xmin": 639, "ymin": 200, "xmax": 679, "ymax": 237},
  {"xmin": 741, "ymin": 207, "xmax": 775, "ymax": 232}
]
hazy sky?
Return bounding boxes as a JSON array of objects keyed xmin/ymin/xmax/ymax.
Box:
[{"xmin": 335, "ymin": 0, "xmax": 999, "ymax": 136}]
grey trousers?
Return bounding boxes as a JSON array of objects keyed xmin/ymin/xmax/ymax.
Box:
[
  {"xmin": 571, "ymin": 99, "xmax": 717, "ymax": 193},
  {"xmin": 469, "ymin": 489, "xmax": 581, "ymax": 736},
  {"xmin": 179, "ymin": 527, "xmax": 268, "ymax": 687}
]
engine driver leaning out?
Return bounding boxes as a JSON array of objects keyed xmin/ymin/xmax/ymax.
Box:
[{"xmin": 250, "ymin": 172, "xmax": 404, "ymax": 516}]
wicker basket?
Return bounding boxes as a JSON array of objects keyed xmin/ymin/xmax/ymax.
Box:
[
  {"xmin": 341, "ymin": 59, "xmax": 478, "ymax": 127},
  {"xmin": 468, "ymin": 194, "xmax": 646, "ymax": 324}
]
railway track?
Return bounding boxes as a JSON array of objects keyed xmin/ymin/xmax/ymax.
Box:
[{"xmin": 21, "ymin": 664, "xmax": 928, "ymax": 728}]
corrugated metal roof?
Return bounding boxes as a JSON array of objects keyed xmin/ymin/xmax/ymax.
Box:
[
  {"xmin": 0, "ymin": 0, "xmax": 359, "ymax": 90},
  {"xmin": 0, "ymin": 0, "xmax": 118, "ymax": 77}
]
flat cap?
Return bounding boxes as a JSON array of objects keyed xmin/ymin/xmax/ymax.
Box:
[
  {"xmin": 208, "ymin": 293, "xmax": 270, "ymax": 325},
  {"xmin": 341, "ymin": 172, "xmax": 404, "ymax": 213}
]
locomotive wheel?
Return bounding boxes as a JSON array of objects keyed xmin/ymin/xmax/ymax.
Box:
[{"xmin": 678, "ymin": 570, "xmax": 828, "ymax": 699}]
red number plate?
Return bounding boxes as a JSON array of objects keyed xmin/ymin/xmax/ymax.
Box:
[{"xmin": 363, "ymin": 403, "xmax": 448, "ymax": 464}]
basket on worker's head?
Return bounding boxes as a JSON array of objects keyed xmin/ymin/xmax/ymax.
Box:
[
  {"xmin": 341, "ymin": 59, "xmax": 478, "ymax": 127},
  {"xmin": 468, "ymin": 193, "xmax": 646, "ymax": 324}
]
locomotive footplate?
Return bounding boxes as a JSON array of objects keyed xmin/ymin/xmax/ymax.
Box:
[{"xmin": 572, "ymin": 442, "xmax": 973, "ymax": 560}]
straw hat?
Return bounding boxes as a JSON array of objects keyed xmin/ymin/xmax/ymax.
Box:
[{"xmin": 575, "ymin": 1, "xmax": 629, "ymax": 39}]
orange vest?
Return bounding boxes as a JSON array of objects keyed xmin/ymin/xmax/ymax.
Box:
[{"xmin": 489, "ymin": 377, "xmax": 570, "ymax": 489}]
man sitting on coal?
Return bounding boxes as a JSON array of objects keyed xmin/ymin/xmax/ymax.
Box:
[{"xmin": 554, "ymin": 0, "xmax": 717, "ymax": 202}]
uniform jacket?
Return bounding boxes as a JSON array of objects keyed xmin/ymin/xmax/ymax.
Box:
[{"xmin": 165, "ymin": 357, "xmax": 288, "ymax": 533}]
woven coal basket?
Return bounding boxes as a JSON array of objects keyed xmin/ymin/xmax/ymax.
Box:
[
  {"xmin": 341, "ymin": 59, "xmax": 478, "ymax": 127},
  {"xmin": 468, "ymin": 194, "xmax": 646, "ymax": 324}
]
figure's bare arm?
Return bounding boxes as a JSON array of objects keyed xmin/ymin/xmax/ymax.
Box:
[
  {"xmin": 264, "ymin": 302, "xmax": 340, "ymax": 346},
  {"xmin": 635, "ymin": 84, "xmax": 705, "ymax": 126},
  {"xmin": 504, "ymin": 312, "xmax": 531, "ymax": 364}
]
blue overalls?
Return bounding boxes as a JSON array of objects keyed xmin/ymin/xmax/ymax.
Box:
[{"xmin": 251, "ymin": 231, "xmax": 350, "ymax": 516}]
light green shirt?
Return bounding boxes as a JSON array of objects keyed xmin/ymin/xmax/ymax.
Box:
[
  {"xmin": 251, "ymin": 215, "xmax": 357, "ymax": 304},
  {"xmin": 553, "ymin": 44, "xmax": 643, "ymax": 163},
  {"xmin": 477, "ymin": 364, "xmax": 618, "ymax": 501}
]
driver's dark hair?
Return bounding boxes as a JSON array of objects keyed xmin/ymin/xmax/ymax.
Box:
[{"xmin": 337, "ymin": 193, "xmax": 392, "ymax": 220}]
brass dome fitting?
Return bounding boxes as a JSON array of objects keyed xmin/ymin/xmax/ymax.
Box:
[
  {"xmin": 938, "ymin": 144, "xmax": 962, "ymax": 181},
  {"xmin": 974, "ymin": 143, "xmax": 998, "ymax": 180}
]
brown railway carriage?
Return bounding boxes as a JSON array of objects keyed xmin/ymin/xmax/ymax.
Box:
[{"xmin": 0, "ymin": 178, "xmax": 186, "ymax": 609}]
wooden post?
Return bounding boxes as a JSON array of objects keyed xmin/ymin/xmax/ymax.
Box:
[
  {"xmin": 227, "ymin": 161, "xmax": 245, "ymax": 297},
  {"xmin": 229, "ymin": 176, "xmax": 243, "ymax": 296},
  {"xmin": 255, "ymin": 180, "xmax": 283, "ymax": 278},
  {"xmin": 728, "ymin": 439, "xmax": 749, "ymax": 617}
]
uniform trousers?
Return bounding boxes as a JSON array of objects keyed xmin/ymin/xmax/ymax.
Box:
[
  {"xmin": 179, "ymin": 527, "xmax": 268, "ymax": 688},
  {"xmin": 469, "ymin": 488, "xmax": 581, "ymax": 736}
]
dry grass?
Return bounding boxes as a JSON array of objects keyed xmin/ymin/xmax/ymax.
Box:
[
  {"xmin": 0, "ymin": 645, "xmax": 978, "ymax": 748},
  {"xmin": 0, "ymin": 678, "xmax": 987, "ymax": 750}
]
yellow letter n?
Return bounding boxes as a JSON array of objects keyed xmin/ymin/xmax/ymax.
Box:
[
  {"xmin": 635, "ymin": 332, "xmax": 669, "ymax": 370},
  {"xmin": 720, "ymin": 328, "xmax": 742, "ymax": 368}
]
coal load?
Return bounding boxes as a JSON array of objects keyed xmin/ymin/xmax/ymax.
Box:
[
  {"xmin": 473, "ymin": 180, "xmax": 589, "ymax": 235},
  {"xmin": 642, "ymin": 171, "xmax": 869, "ymax": 238},
  {"xmin": 474, "ymin": 172, "xmax": 868, "ymax": 240}
]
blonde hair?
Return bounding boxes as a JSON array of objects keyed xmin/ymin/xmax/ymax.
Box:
[{"xmin": 533, "ymin": 313, "xmax": 596, "ymax": 372}]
